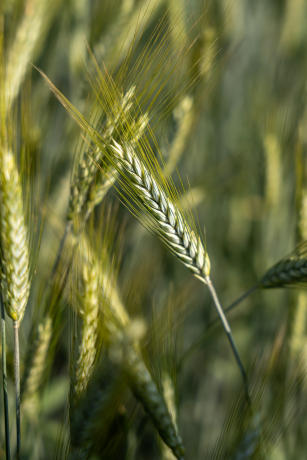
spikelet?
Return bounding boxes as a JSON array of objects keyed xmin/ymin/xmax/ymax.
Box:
[
  {"xmin": 260, "ymin": 241, "xmax": 307, "ymax": 288},
  {"xmin": 264, "ymin": 133, "xmax": 281, "ymax": 208},
  {"xmin": 0, "ymin": 148, "xmax": 30, "ymax": 323}
]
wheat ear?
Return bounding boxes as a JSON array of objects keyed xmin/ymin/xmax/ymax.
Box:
[
  {"xmin": 51, "ymin": 88, "xmax": 138, "ymax": 276},
  {"xmin": 0, "ymin": 148, "xmax": 30, "ymax": 458},
  {"xmin": 67, "ymin": 86, "xmax": 148, "ymax": 227},
  {"xmin": 79, "ymin": 233, "xmax": 129, "ymax": 328},
  {"xmin": 110, "ymin": 141, "xmax": 249, "ymax": 394},
  {"xmin": 260, "ymin": 242, "xmax": 307, "ymax": 288},
  {"xmin": 0, "ymin": 149, "xmax": 30, "ymax": 323},
  {"xmin": 111, "ymin": 141, "xmax": 210, "ymax": 279},
  {"xmin": 124, "ymin": 342, "xmax": 185, "ymax": 460},
  {"xmin": 52, "ymin": 88, "xmax": 148, "ymax": 279},
  {"xmin": 70, "ymin": 232, "xmax": 184, "ymax": 458},
  {"xmin": 226, "ymin": 241, "xmax": 307, "ymax": 311},
  {"xmin": 161, "ymin": 373, "xmax": 179, "ymax": 460},
  {"xmin": 69, "ymin": 366, "xmax": 125, "ymax": 460},
  {"xmin": 72, "ymin": 258, "xmax": 100, "ymax": 401},
  {"xmin": 21, "ymin": 316, "xmax": 52, "ymax": 417},
  {"xmin": 92, "ymin": 246, "xmax": 185, "ymax": 458},
  {"xmin": 5, "ymin": 0, "xmax": 58, "ymax": 108}
]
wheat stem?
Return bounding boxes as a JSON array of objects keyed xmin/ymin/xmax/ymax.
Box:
[
  {"xmin": 205, "ymin": 277, "xmax": 250, "ymax": 404},
  {"xmin": 224, "ymin": 284, "xmax": 260, "ymax": 316},
  {"xmin": 0, "ymin": 294, "xmax": 11, "ymax": 460},
  {"xmin": 13, "ymin": 321, "xmax": 21, "ymax": 459}
]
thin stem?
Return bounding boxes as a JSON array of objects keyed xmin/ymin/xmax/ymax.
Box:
[
  {"xmin": 13, "ymin": 321, "xmax": 21, "ymax": 460},
  {"xmin": 224, "ymin": 284, "xmax": 259, "ymax": 316},
  {"xmin": 1, "ymin": 296, "xmax": 11, "ymax": 460},
  {"xmin": 204, "ymin": 277, "xmax": 251, "ymax": 405},
  {"xmin": 206, "ymin": 283, "xmax": 260, "ymax": 332},
  {"xmin": 179, "ymin": 283, "xmax": 259, "ymax": 370}
]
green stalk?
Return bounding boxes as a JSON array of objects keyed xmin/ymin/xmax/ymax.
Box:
[
  {"xmin": 13, "ymin": 321, "xmax": 21, "ymax": 459},
  {"xmin": 1, "ymin": 294, "xmax": 11, "ymax": 460},
  {"xmin": 205, "ymin": 277, "xmax": 251, "ymax": 405},
  {"xmin": 224, "ymin": 284, "xmax": 260, "ymax": 316}
]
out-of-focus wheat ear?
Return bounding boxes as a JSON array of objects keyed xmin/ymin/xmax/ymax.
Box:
[
  {"xmin": 225, "ymin": 247, "xmax": 307, "ymax": 325},
  {"xmin": 83, "ymin": 112, "xmax": 149, "ymax": 224},
  {"xmin": 94, "ymin": 0, "xmax": 164, "ymax": 68},
  {"xmin": 67, "ymin": 86, "xmax": 137, "ymax": 229},
  {"xmin": 221, "ymin": 241, "xmax": 307, "ymax": 334},
  {"xmin": 164, "ymin": 96, "xmax": 194, "ymax": 177},
  {"xmin": 0, "ymin": 293, "xmax": 11, "ymax": 460},
  {"xmin": 161, "ymin": 373, "xmax": 179, "ymax": 460},
  {"xmin": 69, "ymin": 224, "xmax": 183, "ymax": 457},
  {"xmin": 260, "ymin": 241, "xmax": 307, "ymax": 288},
  {"xmin": 69, "ymin": 364, "xmax": 125, "ymax": 460},
  {"xmin": 225, "ymin": 242, "xmax": 307, "ymax": 317},
  {"xmin": 80, "ymin": 233, "xmax": 130, "ymax": 329},
  {"xmin": 72, "ymin": 259, "xmax": 99, "ymax": 402},
  {"xmin": 21, "ymin": 316, "xmax": 52, "ymax": 418},
  {"xmin": 124, "ymin": 342, "xmax": 185, "ymax": 460},
  {"xmin": 51, "ymin": 90, "xmax": 148, "ymax": 279},
  {"xmin": 5, "ymin": 0, "xmax": 60, "ymax": 108}
]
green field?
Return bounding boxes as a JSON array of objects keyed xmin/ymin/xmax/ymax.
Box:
[{"xmin": 0, "ymin": 1, "xmax": 307, "ymax": 459}]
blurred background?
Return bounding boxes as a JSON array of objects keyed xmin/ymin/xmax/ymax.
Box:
[{"xmin": 1, "ymin": 0, "xmax": 307, "ymax": 458}]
